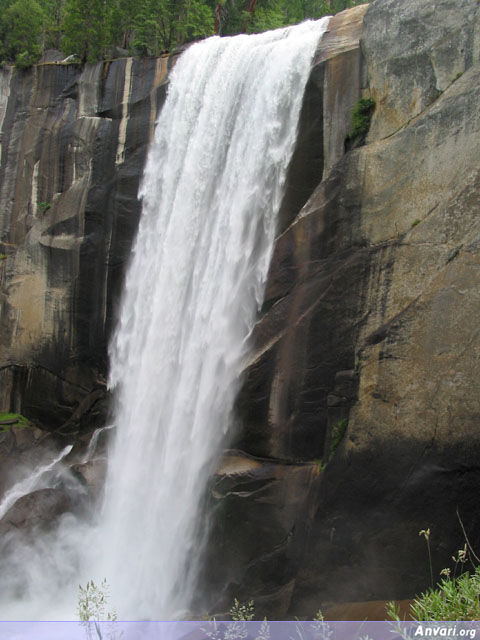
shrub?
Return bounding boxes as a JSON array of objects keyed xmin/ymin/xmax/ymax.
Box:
[
  {"xmin": 38, "ymin": 202, "xmax": 51, "ymax": 214},
  {"xmin": 387, "ymin": 567, "xmax": 480, "ymax": 621},
  {"xmin": 14, "ymin": 50, "xmax": 38, "ymax": 69},
  {"xmin": 387, "ymin": 525, "xmax": 480, "ymax": 621},
  {"xmin": 78, "ymin": 579, "xmax": 118, "ymax": 640},
  {"xmin": 345, "ymin": 97, "xmax": 376, "ymax": 147},
  {"xmin": 229, "ymin": 598, "xmax": 255, "ymax": 621},
  {"xmin": 330, "ymin": 418, "xmax": 348, "ymax": 457}
]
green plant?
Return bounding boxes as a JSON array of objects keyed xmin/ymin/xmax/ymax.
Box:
[
  {"xmin": 38, "ymin": 202, "xmax": 51, "ymax": 214},
  {"xmin": 385, "ymin": 600, "xmax": 401, "ymax": 621},
  {"xmin": 345, "ymin": 97, "xmax": 376, "ymax": 145},
  {"xmin": 77, "ymin": 579, "xmax": 118, "ymax": 640},
  {"xmin": 14, "ymin": 50, "xmax": 38, "ymax": 68},
  {"xmin": 419, "ymin": 528, "xmax": 433, "ymax": 588},
  {"xmin": 330, "ymin": 418, "xmax": 348, "ymax": 457},
  {"xmin": 0, "ymin": 253, "xmax": 6, "ymax": 260},
  {"xmin": 229, "ymin": 597, "xmax": 255, "ymax": 621},
  {"xmin": 255, "ymin": 619, "xmax": 270, "ymax": 640},
  {"xmin": 411, "ymin": 219, "xmax": 420, "ymax": 228},
  {"xmin": 387, "ymin": 519, "xmax": 480, "ymax": 622},
  {"xmin": 313, "ymin": 459, "xmax": 326, "ymax": 472},
  {"xmin": 410, "ymin": 566, "xmax": 480, "ymax": 620}
]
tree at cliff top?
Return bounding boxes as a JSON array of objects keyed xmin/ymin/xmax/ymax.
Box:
[
  {"xmin": 42, "ymin": 0, "xmax": 68, "ymax": 50},
  {"xmin": 132, "ymin": 0, "xmax": 214, "ymax": 55},
  {"xmin": 0, "ymin": 0, "xmax": 45, "ymax": 66},
  {"xmin": 107, "ymin": 0, "xmax": 139, "ymax": 51},
  {"xmin": 61, "ymin": 0, "xmax": 106, "ymax": 62},
  {"xmin": 0, "ymin": 0, "xmax": 367, "ymax": 64},
  {"xmin": 219, "ymin": 0, "xmax": 366, "ymax": 34}
]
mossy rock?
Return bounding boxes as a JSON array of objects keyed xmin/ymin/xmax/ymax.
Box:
[{"xmin": 0, "ymin": 412, "xmax": 30, "ymax": 430}]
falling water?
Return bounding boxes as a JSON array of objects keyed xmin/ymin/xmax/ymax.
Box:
[
  {"xmin": 95, "ymin": 19, "xmax": 330, "ymax": 619},
  {"xmin": 0, "ymin": 18, "xmax": 329, "ymax": 620},
  {"xmin": 0, "ymin": 446, "xmax": 73, "ymax": 520}
]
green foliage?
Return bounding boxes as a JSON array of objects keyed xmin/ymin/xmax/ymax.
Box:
[
  {"xmin": 385, "ymin": 600, "xmax": 401, "ymax": 621},
  {"xmin": 387, "ymin": 525, "xmax": 480, "ymax": 622},
  {"xmin": 41, "ymin": 0, "xmax": 65, "ymax": 50},
  {"xmin": 0, "ymin": 0, "xmax": 368, "ymax": 64},
  {"xmin": 411, "ymin": 219, "xmax": 420, "ymax": 228},
  {"xmin": 38, "ymin": 201, "xmax": 51, "ymax": 214},
  {"xmin": 132, "ymin": 0, "xmax": 214, "ymax": 56},
  {"xmin": 0, "ymin": 0, "xmax": 45, "ymax": 65},
  {"xmin": 408, "ymin": 568, "xmax": 480, "ymax": 621},
  {"xmin": 247, "ymin": 0, "xmax": 298, "ymax": 33},
  {"xmin": 330, "ymin": 418, "xmax": 347, "ymax": 456},
  {"xmin": 61, "ymin": 0, "xmax": 107, "ymax": 62},
  {"xmin": 0, "ymin": 253, "xmax": 6, "ymax": 260},
  {"xmin": 345, "ymin": 97, "xmax": 376, "ymax": 144},
  {"xmin": 180, "ymin": 0, "xmax": 215, "ymax": 42},
  {"xmin": 132, "ymin": 0, "xmax": 173, "ymax": 55},
  {"xmin": 106, "ymin": 0, "xmax": 139, "ymax": 51},
  {"xmin": 245, "ymin": 0, "xmax": 367, "ymax": 33},
  {"xmin": 78, "ymin": 579, "xmax": 118, "ymax": 640},
  {"xmin": 0, "ymin": 412, "xmax": 30, "ymax": 429},
  {"xmin": 229, "ymin": 597, "xmax": 255, "ymax": 621}
]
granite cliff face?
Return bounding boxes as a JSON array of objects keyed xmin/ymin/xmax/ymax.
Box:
[
  {"xmin": 210, "ymin": 0, "xmax": 480, "ymax": 616},
  {"xmin": 0, "ymin": 56, "xmax": 171, "ymax": 432},
  {"xmin": 1, "ymin": 0, "xmax": 480, "ymax": 619}
]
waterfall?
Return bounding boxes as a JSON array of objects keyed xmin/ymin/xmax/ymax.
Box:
[
  {"xmin": 97, "ymin": 19, "xmax": 329, "ymax": 619},
  {"xmin": 0, "ymin": 18, "xmax": 329, "ymax": 620}
]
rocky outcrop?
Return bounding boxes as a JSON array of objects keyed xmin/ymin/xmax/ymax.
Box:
[
  {"xmin": 212, "ymin": 6, "xmax": 372, "ymax": 615},
  {"xmin": 0, "ymin": 487, "xmax": 73, "ymax": 536},
  {"xmin": 217, "ymin": 0, "xmax": 480, "ymax": 618}
]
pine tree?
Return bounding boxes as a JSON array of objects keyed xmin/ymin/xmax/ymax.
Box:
[
  {"xmin": 0, "ymin": 0, "xmax": 45, "ymax": 65},
  {"xmin": 106, "ymin": 0, "xmax": 137, "ymax": 51},
  {"xmin": 133, "ymin": 0, "xmax": 172, "ymax": 55},
  {"xmin": 39, "ymin": 0, "xmax": 65, "ymax": 50},
  {"xmin": 61, "ymin": 0, "xmax": 106, "ymax": 62}
]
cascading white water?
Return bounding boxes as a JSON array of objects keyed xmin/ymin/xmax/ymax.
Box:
[
  {"xmin": 0, "ymin": 446, "xmax": 73, "ymax": 520},
  {"xmin": 93, "ymin": 19, "xmax": 329, "ymax": 619},
  {"xmin": 0, "ymin": 18, "xmax": 329, "ymax": 620}
]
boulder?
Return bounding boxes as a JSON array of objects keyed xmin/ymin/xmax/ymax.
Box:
[
  {"xmin": 70, "ymin": 458, "xmax": 107, "ymax": 500},
  {"xmin": 0, "ymin": 488, "xmax": 72, "ymax": 536}
]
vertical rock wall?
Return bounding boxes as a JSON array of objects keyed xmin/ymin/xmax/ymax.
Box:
[
  {"xmin": 0, "ymin": 57, "xmax": 170, "ymax": 429},
  {"xmin": 219, "ymin": 0, "xmax": 480, "ymax": 618}
]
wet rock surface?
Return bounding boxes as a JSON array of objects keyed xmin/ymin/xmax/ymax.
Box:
[
  {"xmin": 0, "ymin": 487, "xmax": 72, "ymax": 536},
  {"xmin": 225, "ymin": 0, "xmax": 480, "ymax": 616},
  {"xmin": 0, "ymin": 56, "xmax": 173, "ymax": 430}
]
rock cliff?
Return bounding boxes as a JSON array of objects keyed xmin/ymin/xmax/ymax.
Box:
[
  {"xmin": 0, "ymin": 56, "xmax": 171, "ymax": 431},
  {"xmin": 1, "ymin": 0, "xmax": 480, "ymax": 619},
  {"xmin": 217, "ymin": 0, "xmax": 480, "ymax": 617}
]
